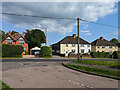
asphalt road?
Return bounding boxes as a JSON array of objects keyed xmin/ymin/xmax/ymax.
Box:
[{"xmin": 2, "ymin": 60, "xmax": 119, "ymax": 88}]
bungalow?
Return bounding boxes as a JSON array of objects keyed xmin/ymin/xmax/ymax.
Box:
[
  {"xmin": 91, "ymin": 37, "xmax": 118, "ymax": 54},
  {"xmin": 2, "ymin": 31, "xmax": 28, "ymax": 51},
  {"xmin": 52, "ymin": 34, "xmax": 91, "ymax": 56}
]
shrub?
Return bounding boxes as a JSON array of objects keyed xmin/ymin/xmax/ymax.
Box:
[
  {"xmin": 2, "ymin": 44, "xmax": 24, "ymax": 57},
  {"xmin": 41, "ymin": 46, "xmax": 52, "ymax": 57},
  {"xmin": 23, "ymin": 50, "xmax": 29, "ymax": 55},
  {"xmin": 113, "ymin": 51, "xmax": 120, "ymax": 59},
  {"xmin": 90, "ymin": 52, "xmax": 110, "ymax": 58}
]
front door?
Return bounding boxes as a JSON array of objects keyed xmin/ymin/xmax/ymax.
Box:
[{"xmin": 65, "ymin": 50, "xmax": 68, "ymax": 56}]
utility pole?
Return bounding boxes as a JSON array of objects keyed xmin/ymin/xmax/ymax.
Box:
[
  {"xmin": 77, "ymin": 18, "xmax": 80, "ymax": 60},
  {"xmin": 45, "ymin": 28, "xmax": 47, "ymax": 46}
]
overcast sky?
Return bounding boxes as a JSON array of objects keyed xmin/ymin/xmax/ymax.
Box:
[{"xmin": 1, "ymin": 1, "xmax": 119, "ymax": 45}]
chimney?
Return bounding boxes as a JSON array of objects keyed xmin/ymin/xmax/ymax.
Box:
[
  {"xmin": 72, "ymin": 34, "xmax": 76, "ymax": 38},
  {"xmin": 22, "ymin": 32, "xmax": 25, "ymax": 38},
  {"xmin": 8, "ymin": 30, "xmax": 11, "ymax": 35},
  {"xmin": 100, "ymin": 37, "xmax": 103, "ymax": 40}
]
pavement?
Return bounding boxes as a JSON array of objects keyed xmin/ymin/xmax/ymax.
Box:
[{"xmin": 2, "ymin": 60, "xmax": 119, "ymax": 88}]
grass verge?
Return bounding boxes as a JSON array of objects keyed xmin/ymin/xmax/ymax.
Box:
[
  {"xmin": 73, "ymin": 60, "xmax": 120, "ymax": 69},
  {"xmin": 66, "ymin": 64, "xmax": 120, "ymax": 78}
]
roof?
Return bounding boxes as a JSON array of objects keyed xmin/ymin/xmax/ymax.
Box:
[
  {"xmin": 53, "ymin": 36, "xmax": 90, "ymax": 45},
  {"xmin": 91, "ymin": 38, "xmax": 116, "ymax": 46},
  {"xmin": 2, "ymin": 33, "xmax": 29, "ymax": 43},
  {"xmin": 31, "ymin": 46, "xmax": 41, "ymax": 50}
]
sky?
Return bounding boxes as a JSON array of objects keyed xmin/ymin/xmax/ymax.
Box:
[{"xmin": 1, "ymin": 0, "xmax": 120, "ymax": 46}]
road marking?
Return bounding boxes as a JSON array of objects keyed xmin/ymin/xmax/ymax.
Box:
[{"xmin": 68, "ymin": 79, "xmax": 93, "ymax": 88}]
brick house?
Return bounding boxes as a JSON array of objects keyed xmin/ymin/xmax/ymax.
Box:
[{"xmin": 2, "ymin": 31, "xmax": 28, "ymax": 51}]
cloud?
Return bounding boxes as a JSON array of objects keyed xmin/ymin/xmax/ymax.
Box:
[
  {"xmin": 85, "ymin": 33, "xmax": 92, "ymax": 35},
  {"xmin": 2, "ymin": 2, "xmax": 118, "ymax": 34},
  {"xmin": 80, "ymin": 30, "xmax": 89, "ymax": 33}
]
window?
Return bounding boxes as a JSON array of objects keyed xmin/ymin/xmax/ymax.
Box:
[
  {"xmin": 109, "ymin": 46, "xmax": 112, "ymax": 48},
  {"xmin": 97, "ymin": 46, "xmax": 100, "ymax": 48},
  {"xmin": 109, "ymin": 51, "xmax": 112, "ymax": 54},
  {"xmin": 72, "ymin": 49, "xmax": 75, "ymax": 54},
  {"xmin": 102, "ymin": 46, "xmax": 105, "ymax": 48},
  {"xmin": 6, "ymin": 40, "xmax": 12, "ymax": 44},
  {"xmin": 81, "ymin": 49, "xmax": 84, "ymax": 53},
  {"xmin": 66, "ymin": 44, "xmax": 68, "ymax": 47},
  {"xmin": 14, "ymin": 35, "xmax": 18, "ymax": 38},
  {"xmin": 81, "ymin": 44, "xmax": 84, "ymax": 47},
  {"xmin": 87, "ymin": 45, "xmax": 90, "ymax": 47},
  {"xmin": 19, "ymin": 41, "xmax": 24, "ymax": 45},
  {"xmin": 72, "ymin": 44, "xmax": 76, "ymax": 47},
  {"xmin": 56, "ymin": 50, "xmax": 60, "ymax": 53}
]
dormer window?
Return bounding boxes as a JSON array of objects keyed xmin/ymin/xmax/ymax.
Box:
[{"xmin": 14, "ymin": 35, "xmax": 18, "ymax": 38}]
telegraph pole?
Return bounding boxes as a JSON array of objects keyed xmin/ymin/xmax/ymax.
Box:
[
  {"xmin": 45, "ymin": 28, "xmax": 47, "ymax": 46},
  {"xmin": 77, "ymin": 18, "xmax": 80, "ymax": 60}
]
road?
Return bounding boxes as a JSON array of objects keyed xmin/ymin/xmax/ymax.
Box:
[{"xmin": 2, "ymin": 59, "xmax": 119, "ymax": 88}]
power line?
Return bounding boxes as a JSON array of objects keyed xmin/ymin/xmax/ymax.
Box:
[
  {"xmin": 0, "ymin": 12, "xmax": 120, "ymax": 29},
  {"xmin": 1, "ymin": 13, "xmax": 76, "ymax": 20},
  {"xmin": 79, "ymin": 18, "xmax": 120, "ymax": 29}
]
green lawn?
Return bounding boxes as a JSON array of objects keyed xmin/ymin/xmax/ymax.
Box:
[
  {"xmin": 73, "ymin": 60, "xmax": 120, "ymax": 69},
  {"xmin": 1, "ymin": 81, "xmax": 13, "ymax": 90},
  {"xmin": 66, "ymin": 64, "xmax": 120, "ymax": 78}
]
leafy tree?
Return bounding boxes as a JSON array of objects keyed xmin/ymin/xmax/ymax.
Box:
[
  {"xmin": 0, "ymin": 30, "xmax": 6, "ymax": 40},
  {"xmin": 110, "ymin": 38, "xmax": 119, "ymax": 45},
  {"xmin": 25, "ymin": 29, "xmax": 46, "ymax": 50}
]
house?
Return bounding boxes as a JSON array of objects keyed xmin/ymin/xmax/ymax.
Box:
[
  {"xmin": 91, "ymin": 37, "xmax": 118, "ymax": 54},
  {"xmin": 52, "ymin": 34, "xmax": 91, "ymax": 56},
  {"xmin": 2, "ymin": 31, "xmax": 28, "ymax": 51},
  {"xmin": 117, "ymin": 43, "xmax": 120, "ymax": 52}
]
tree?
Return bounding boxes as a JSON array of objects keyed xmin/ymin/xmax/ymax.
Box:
[
  {"xmin": 25, "ymin": 29, "xmax": 46, "ymax": 50},
  {"xmin": 0, "ymin": 30, "xmax": 6, "ymax": 40},
  {"xmin": 110, "ymin": 38, "xmax": 119, "ymax": 45}
]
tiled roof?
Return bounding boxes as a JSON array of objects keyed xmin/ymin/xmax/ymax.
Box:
[
  {"xmin": 91, "ymin": 38, "xmax": 116, "ymax": 46},
  {"xmin": 56, "ymin": 36, "xmax": 90, "ymax": 44},
  {"xmin": 11, "ymin": 33, "xmax": 21, "ymax": 41},
  {"xmin": 2, "ymin": 33, "xmax": 28, "ymax": 43}
]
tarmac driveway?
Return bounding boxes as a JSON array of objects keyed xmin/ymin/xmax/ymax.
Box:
[{"xmin": 2, "ymin": 61, "xmax": 119, "ymax": 88}]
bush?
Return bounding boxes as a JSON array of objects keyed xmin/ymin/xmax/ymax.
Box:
[
  {"xmin": 113, "ymin": 51, "xmax": 120, "ymax": 59},
  {"xmin": 2, "ymin": 44, "xmax": 24, "ymax": 57},
  {"xmin": 23, "ymin": 50, "xmax": 29, "ymax": 55},
  {"xmin": 41, "ymin": 46, "xmax": 52, "ymax": 57},
  {"xmin": 90, "ymin": 52, "xmax": 110, "ymax": 58}
]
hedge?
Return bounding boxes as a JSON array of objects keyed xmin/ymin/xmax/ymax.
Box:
[
  {"xmin": 90, "ymin": 52, "xmax": 110, "ymax": 58},
  {"xmin": 113, "ymin": 51, "xmax": 120, "ymax": 59},
  {"xmin": 2, "ymin": 44, "xmax": 24, "ymax": 57},
  {"xmin": 41, "ymin": 46, "xmax": 52, "ymax": 57}
]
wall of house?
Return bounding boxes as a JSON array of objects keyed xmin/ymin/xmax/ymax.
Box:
[
  {"xmin": 2, "ymin": 38, "xmax": 28, "ymax": 51},
  {"xmin": 2, "ymin": 40, "xmax": 6, "ymax": 44},
  {"xmin": 91, "ymin": 46, "xmax": 96, "ymax": 52},
  {"xmin": 52, "ymin": 43, "xmax": 60, "ymax": 54},
  {"xmin": 92, "ymin": 46, "xmax": 118, "ymax": 53},
  {"xmin": 60, "ymin": 44, "xmax": 91, "ymax": 54}
]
